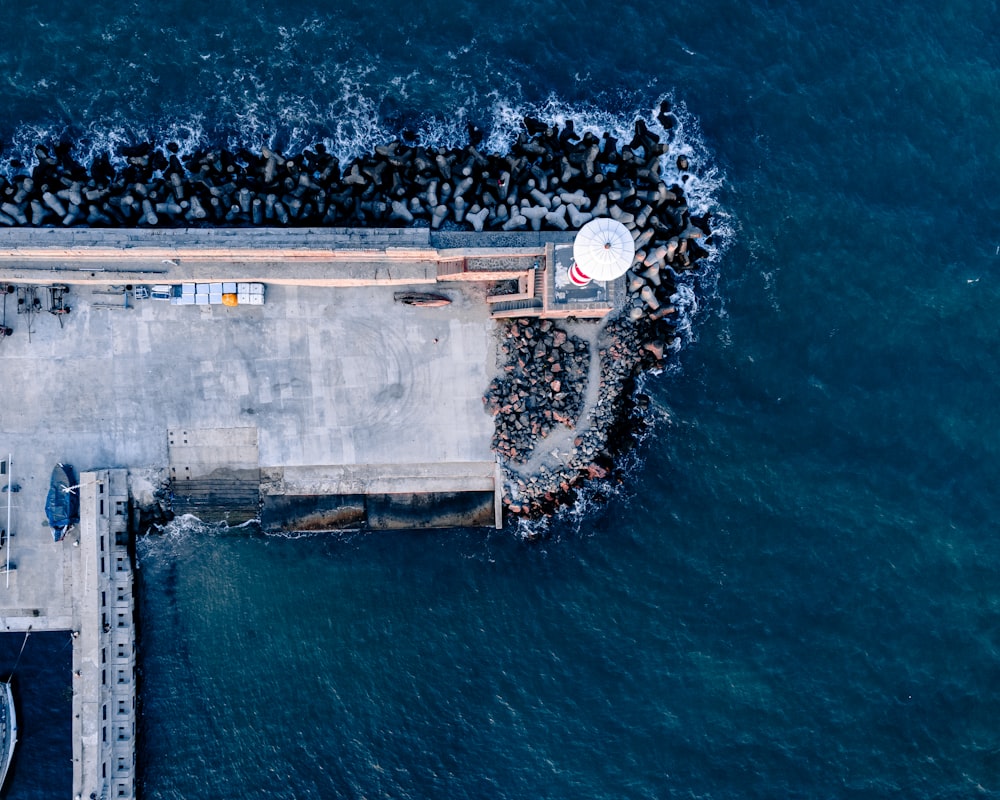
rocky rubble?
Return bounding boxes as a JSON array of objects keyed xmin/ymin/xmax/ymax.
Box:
[
  {"xmin": 497, "ymin": 314, "xmax": 673, "ymax": 519},
  {"xmin": 483, "ymin": 319, "xmax": 590, "ymax": 463},
  {"xmin": 447, "ymin": 110, "xmax": 712, "ymax": 523},
  {"xmin": 131, "ymin": 484, "xmax": 174, "ymax": 533}
]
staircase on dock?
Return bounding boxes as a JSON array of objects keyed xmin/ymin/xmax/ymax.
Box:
[
  {"xmin": 168, "ymin": 475, "xmax": 260, "ymax": 524},
  {"xmin": 489, "ymin": 296, "xmax": 543, "ymax": 316},
  {"xmin": 488, "ymin": 266, "xmax": 546, "ymax": 318},
  {"xmin": 167, "ymin": 427, "xmax": 260, "ymax": 524}
]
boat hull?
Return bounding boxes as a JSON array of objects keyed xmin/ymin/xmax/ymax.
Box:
[{"xmin": 0, "ymin": 681, "xmax": 15, "ymax": 790}]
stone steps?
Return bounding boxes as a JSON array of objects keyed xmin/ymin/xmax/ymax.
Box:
[
  {"xmin": 169, "ymin": 478, "xmax": 259, "ymax": 523},
  {"xmin": 490, "ymin": 297, "xmax": 543, "ymax": 317}
]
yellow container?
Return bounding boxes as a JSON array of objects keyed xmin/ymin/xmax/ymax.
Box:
[{"xmin": 222, "ymin": 293, "xmax": 238, "ymax": 307}]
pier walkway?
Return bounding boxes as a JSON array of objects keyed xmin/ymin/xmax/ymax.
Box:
[
  {"xmin": 75, "ymin": 470, "xmax": 135, "ymax": 800},
  {"xmin": 0, "ymin": 467, "xmax": 135, "ymax": 800},
  {"xmin": 0, "ymin": 227, "xmax": 557, "ymax": 288},
  {"xmin": 0, "ymin": 227, "xmax": 524, "ymax": 529},
  {"xmin": 0, "ymin": 227, "xmax": 616, "ymax": 529}
]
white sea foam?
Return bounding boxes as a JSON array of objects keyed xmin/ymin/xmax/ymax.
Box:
[{"xmin": 264, "ymin": 527, "xmax": 364, "ymax": 540}]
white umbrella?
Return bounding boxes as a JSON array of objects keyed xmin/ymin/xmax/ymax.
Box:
[{"xmin": 570, "ymin": 217, "xmax": 635, "ymax": 286}]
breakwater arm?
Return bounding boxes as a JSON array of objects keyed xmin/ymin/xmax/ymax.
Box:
[{"xmin": 0, "ymin": 112, "xmax": 717, "ymax": 525}]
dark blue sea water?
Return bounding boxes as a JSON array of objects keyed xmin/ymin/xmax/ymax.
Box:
[
  {"xmin": 2, "ymin": 0, "xmax": 998, "ymax": 797},
  {"xmin": 0, "ymin": 632, "xmax": 72, "ymax": 799}
]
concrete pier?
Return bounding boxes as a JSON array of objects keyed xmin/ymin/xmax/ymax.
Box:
[
  {"xmin": 0, "ymin": 467, "xmax": 135, "ymax": 800},
  {"xmin": 0, "ymin": 227, "xmax": 620, "ymax": 529},
  {"xmin": 0, "ymin": 228, "xmax": 506, "ymax": 525},
  {"xmin": 74, "ymin": 470, "xmax": 135, "ymax": 800}
]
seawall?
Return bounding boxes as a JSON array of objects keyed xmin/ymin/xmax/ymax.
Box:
[{"xmin": 0, "ymin": 114, "xmax": 717, "ymax": 522}]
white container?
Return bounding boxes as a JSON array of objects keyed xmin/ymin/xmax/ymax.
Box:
[
  {"xmin": 195, "ymin": 295, "xmax": 209, "ymax": 305},
  {"xmin": 196, "ymin": 283, "xmax": 210, "ymax": 295},
  {"xmin": 181, "ymin": 283, "xmax": 196, "ymax": 296},
  {"xmin": 209, "ymin": 294, "xmax": 223, "ymax": 305},
  {"xmin": 210, "ymin": 282, "xmax": 223, "ymax": 294},
  {"xmin": 177, "ymin": 294, "xmax": 195, "ymax": 305},
  {"xmin": 223, "ymin": 282, "xmax": 237, "ymax": 294}
]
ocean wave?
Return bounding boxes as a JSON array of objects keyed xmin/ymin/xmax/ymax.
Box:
[{"xmin": 135, "ymin": 513, "xmax": 261, "ymax": 562}]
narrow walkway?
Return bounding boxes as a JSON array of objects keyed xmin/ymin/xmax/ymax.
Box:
[{"xmin": 73, "ymin": 469, "xmax": 136, "ymax": 800}]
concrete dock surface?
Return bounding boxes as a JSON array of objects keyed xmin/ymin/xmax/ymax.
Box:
[
  {"xmin": 0, "ymin": 281, "xmax": 495, "ymax": 518},
  {"xmin": 0, "ymin": 228, "xmax": 510, "ymax": 799}
]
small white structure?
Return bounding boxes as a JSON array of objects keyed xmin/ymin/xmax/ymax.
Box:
[
  {"xmin": 237, "ymin": 283, "xmax": 265, "ymax": 305},
  {"xmin": 569, "ymin": 217, "xmax": 635, "ymax": 287},
  {"xmin": 168, "ymin": 283, "xmax": 265, "ymax": 306}
]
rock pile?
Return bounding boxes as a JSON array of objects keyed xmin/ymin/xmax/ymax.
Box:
[
  {"xmin": 501, "ymin": 315, "xmax": 668, "ymax": 518},
  {"xmin": 483, "ymin": 319, "xmax": 590, "ymax": 463},
  {"xmin": 131, "ymin": 484, "xmax": 174, "ymax": 533}
]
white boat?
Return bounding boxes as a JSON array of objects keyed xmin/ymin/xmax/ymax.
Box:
[{"xmin": 0, "ymin": 680, "xmax": 15, "ymax": 789}]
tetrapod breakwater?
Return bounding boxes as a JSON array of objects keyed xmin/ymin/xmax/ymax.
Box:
[{"xmin": 0, "ymin": 104, "xmax": 718, "ymax": 521}]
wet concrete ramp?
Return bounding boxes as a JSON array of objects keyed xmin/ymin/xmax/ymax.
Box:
[{"xmin": 167, "ymin": 427, "xmax": 260, "ymax": 523}]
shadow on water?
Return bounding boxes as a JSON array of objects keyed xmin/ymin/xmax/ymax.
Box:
[{"xmin": 0, "ymin": 632, "xmax": 72, "ymax": 799}]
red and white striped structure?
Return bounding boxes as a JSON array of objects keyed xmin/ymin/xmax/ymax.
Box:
[{"xmin": 569, "ymin": 217, "xmax": 635, "ymax": 287}]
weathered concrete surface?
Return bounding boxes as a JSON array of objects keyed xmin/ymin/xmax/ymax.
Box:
[
  {"xmin": 260, "ymin": 494, "xmax": 367, "ymax": 531},
  {"xmin": 0, "ymin": 254, "xmax": 441, "ymax": 288},
  {"xmin": 365, "ymin": 491, "xmax": 496, "ymax": 530},
  {"xmin": 0, "ymin": 228, "xmax": 548, "ymax": 287},
  {"xmin": 0, "ymin": 226, "xmax": 433, "ymax": 255},
  {"xmin": 0, "ymin": 281, "xmax": 496, "ymax": 519},
  {"xmin": 263, "ymin": 461, "xmax": 496, "ymax": 495},
  {"xmin": 0, "ymin": 457, "xmax": 76, "ymax": 631},
  {"xmin": 74, "ymin": 470, "xmax": 135, "ymax": 800}
]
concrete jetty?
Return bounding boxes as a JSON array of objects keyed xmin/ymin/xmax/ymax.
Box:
[
  {"xmin": 75, "ymin": 470, "xmax": 135, "ymax": 800},
  {"xmin": 0, "ymin": 225, "xmax": 630, "ymax": 796},
  {"xmin": 0, "ymin": 467, "xmax": 135, "ymax": 800},
  {"xmin": 0, "ymin": 227, "xmax": 624, "ymax": 529},
  {"xmin": 0, "ymin": 110, "xmax": 719, "ymax": 794}
]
